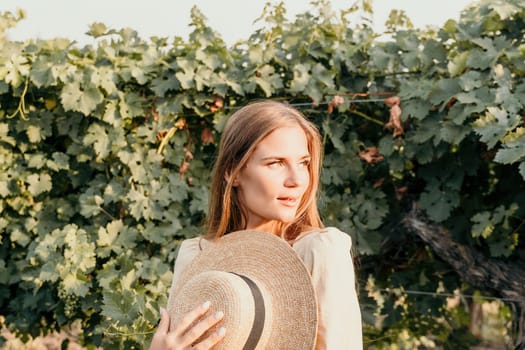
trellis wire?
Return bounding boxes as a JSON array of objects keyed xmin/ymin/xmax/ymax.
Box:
[{"xmin": 370, "ymin": 288, "xmax": 524, "ymax": 303}]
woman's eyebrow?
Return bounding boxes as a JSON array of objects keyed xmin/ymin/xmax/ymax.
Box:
[
  {"xmin": 260, "ymin": 156, "xmax": 284, "ymax": 161},
  {"xmin": 260, "ymin": 154, "xmax": 311, "ymax": 161}
]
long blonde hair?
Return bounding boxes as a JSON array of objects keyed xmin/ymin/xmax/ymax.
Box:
[{"xmin": 206, "ymin": 100, "xmax": 324, "ymax": 241}]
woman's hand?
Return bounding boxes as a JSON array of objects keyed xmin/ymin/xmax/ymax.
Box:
[{"xmin": 149, "ymin": 301, "xmax": 226, "ymax": 350}]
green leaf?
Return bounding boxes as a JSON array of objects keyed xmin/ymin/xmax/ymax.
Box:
[
  {"xmin": 193, "ymin": 66, "xmax": 212, "ymax": 91},
  {"xmin": 322, "ymin": 118, "xmax": 345, "ymax": 153},
  {"xmin": 83, "ymin": 123, "xmax": 111, "ymax": 159},
  {"xmin": 63, "ymin": 225, "xmax": 96, "ymax": 273},
  {"xmin": 101, "ymin": 100, "xmax": 122, "ymax": 127},
  {"xmin": 97, "ymin": 220, "xmax": 123, "ymax": 248},
  {"xmin": 255, "ymin": 65, "xmax": 283, "ymax": 97},
  {"xmin": 412, "ymin": 144, "xmax": 436, "ymax": 166},
  {"xmin": 10, "ymin": 227, "xmax": 31, "ymax": 247},
  {"xmin": 494, "ymin": 142, "xmax": 525, "ymax": 164},
  {"xmin": 0, "ymin": 123, "xmax": 16, "ymax": 146},
  {"xmin": 350, "ymin": 188, "xmax": 388, "ymax": 231},
  {"xmin": 86, "ymin": 22, "xmax": 109, "ymax": 38},
  {"xmin": 30, "ymin": 56, "xmax": 56, "ymax": 87},
  {"xmin": 48, "ymin": 152, "xmax": 70, "ymax": 171},
  {"xmin": 422, "ymin": 39, "xmax": 447, "ymax": 65},
  {"xmin": 126, "ymin": 188, "xmax": 152, "ymax": 220},
  {"xmin": 399, "ymin": 79, "xmax": 434, "ymax": 100},
  {"xmin": 488, "ymin": 2, "xmax": 520, "ymax": 20},
  {"xmin": 439, "ymin": 121, "xmax": 470, "ymax": 145},
  {"xmin": 62, "ymin": 273, "xmax": 91, "ymax": 297},
  {"xmin": 102, "ymin": 289, "xmax": 142, "ymax": 324},
  {"xmin": 446, "ymin": 103, "xmax": 481, "ymax": 124},
  {"xmin": 402, "ymin": 99, "xmax": 432, "ymax": 120},
  {"xmin": 455, "ymin": 91, "xmax": 480, "ymax": 105},
  {"xmin": 26, "ymin": 173, "xmax": 52, "ymax": 196},
  {"xmin": 175, "ymin": 58, "xmax": 197, "ymax": 89},
  {"xmin": 409, "ymin": 115, "xmax": 441, "ymax": 144},
  {"xmin": 79, "ymin": 85, "xmax": 105, "ymax": 115},
  {"xmin": 466, "ymin": 48, "xmax": 495, "ymax": 70},
  {"xmin": 79, "ymin": 190, "xmax": 104, "ymax": 218},
  {"xmin": 355, "ymin": 229, "xmax": 383, "ymax": 255},
  {"xmin": 458, "ymin": 71, "xmax": 483, "ymax": 91},
  {"xmin": 26, "ymin": 125, "xmax": 43, "ymax": 143},
  {"xmin": 118, "ymin": 91, "xmax": 145, "ymax": 119},
  {"xmin": 60, "ymin": 81, "xmax": 104, "ymax": 115},
  {"xmin": 378, "ymin": 135, "xmax": 395, "ymax": 157},
  {"xmin": 519, "ymin": 161, "xmax": 525, "ymax": 180},
  {"xmin": 151, "ymin": 74, "xmax": 180, "ymax": 97},
  {"xmin": 1, "ymin": 54, "xmax": 30, "ymax": 88},
  {"xmin": 471, "ymin": 211, "xmax": 493, "ymax": 238},
  {"xmin": 0, "ymin": 259, "xmax": 9, "ymax": 284},
  {"xmin": 488, "ymin": 233, "xmax": 519, "ymax": 258},
  {"xmin": 312, "ymin": 63, "xmax": 334, "ymax": 89},
  {"xmin": 472, "ymin": 107, "xmax": 518, "ymax": 149},
  {"xmin": 428, "ymin": 78, "xmax": 461, "ymax": 106},
  {"xmin": 0, "ymin": 181, "xmax": 9, "ymax": 197},
  {"xmin": 448, "ymin": 51, "xmax": 469, "ymax": 77},
  {"xmin": 26, "ymin": 153, "xmax": 47, "ymax": 169},
  {"xmin": 103, "ymin": 180, "xmax": 127, "ymax": 204},
  {"xmin": 196, "ymin": 48, "xmax": 222, "ymax": 70},
  {"xmin": 91, "ymin": 66, "xmax": 118, "ymax": 95},
  {"xmin": 142, "ymin": 222, "xmax": 181, "ymax": 244},
  {"xmin": 249, "ymin": 45, "xmax": 264, "ymax": 65},
  {"xmin": 420, "ymin": 179, "xmax": 460, "ymax": 222},
  {"xmin": 289, "ymin": 63, "xmax": 311, "ymax": 92},
  {"xmin": 369, "ymin": 46, "xmax": 392, "ymax": 71}
]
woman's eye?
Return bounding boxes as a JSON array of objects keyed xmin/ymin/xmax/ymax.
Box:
[
  {"xmin": 268, "ymin": 161, "xmax": 283, "ymax": 168},
  {"xmin": 300, "ymin": 160, "xmax": 310, "ymax": 167}
]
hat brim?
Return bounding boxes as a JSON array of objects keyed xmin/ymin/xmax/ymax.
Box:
[{"xmin": 168, "ymin": 230, "xmax": 318, "ymax": 350}]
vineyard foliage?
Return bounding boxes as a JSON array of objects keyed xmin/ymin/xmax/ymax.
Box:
[{"xmin": 0, "ymin": 0, "xmax": 524, "ymax": 348}]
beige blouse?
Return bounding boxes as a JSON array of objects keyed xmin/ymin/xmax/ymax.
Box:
[{"xmin": 167, "ymin": 227, "xmax": 363, "ymax": 350}]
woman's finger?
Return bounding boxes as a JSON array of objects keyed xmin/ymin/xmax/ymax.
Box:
[
  {"xmin": 179, "ymin": 310, "xmax": 225, "ymax": 346},
  {"xmin": 192, "ymin": 326, "xmax": 227, "ymax": 350},
  {"xmin": 172, "ymin": 301, "xmax": 211, "ymax": 336},
  {"xmin": 149, "ymin": 308, "xmax": 170, "ymax": 350},
  {"xmin": 157, "ymin": 308, "xmax": 170, "ymax": 333}
]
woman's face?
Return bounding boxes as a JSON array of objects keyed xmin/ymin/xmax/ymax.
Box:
[{"xmin": 234, "ymin": 126, "xmax": 311, "ymax": 233}]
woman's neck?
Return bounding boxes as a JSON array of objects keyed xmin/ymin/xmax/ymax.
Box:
[{"xmin": 246, "ymin": 220, "xmax": 283, "ymax": 236}]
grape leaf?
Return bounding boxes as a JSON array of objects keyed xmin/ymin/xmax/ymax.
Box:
[{"xmin": 26, "ymin": 173, "xmax": 52, "ymax": 196}]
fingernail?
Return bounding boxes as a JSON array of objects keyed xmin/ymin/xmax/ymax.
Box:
[
  {"xmin": 214, "ymin": 311, "xmax": 224, "ymax": 319},
  {"xmin": 202, "ymin": 301, "xmax": 211, "ymax": 309},
  {"xmin": 216, "ymin": 327, "xmax": 226, "ymax": 337},
  {"xmin": 157, "ymin": 307, "xmax": 166, "ymax": 325}
]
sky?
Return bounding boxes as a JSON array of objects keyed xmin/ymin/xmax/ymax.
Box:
[{"xmin": 0, "ymin": 0, "xmax": 474, "ymax": 46}]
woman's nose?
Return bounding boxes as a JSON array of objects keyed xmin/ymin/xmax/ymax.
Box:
[{"xmin": 284, "ymin": 166, "xmax": 308, "ymax": 187}]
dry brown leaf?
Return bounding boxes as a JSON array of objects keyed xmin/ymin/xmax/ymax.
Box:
[
  {"xmin": 384, "ymin": 96, "xmax": 401, "ymax": 106},
  {"xmin": 175, "ymin": 118, "xmax": 187, "ymax": 130},
  {"xmin": 201, "ymin": 127, "xmax": 214, "ymax": 144},
  {"xmin": 156, "ymin": 129, "xmax": 167, "ymax": 141},
  {"xmin": 384, "ymin": 97, "xmax": 404, "ymax": 137},
  {"xmin": 358, "ymin": 146, "xmax": 384, "ymax": 165},
  {"xmin": 179, "ymin": 161, "xmax": 190, "ymax": 175},
  {"xmin": 328, "ymin": 95, "xmax": 345, "ymax": 113},
  {"xmin": 395, "ymin": 186, "xmax": 408, "ymax": 201},
  {"xmin": 210, "ymin": 96, "xmax": 224, "ymax": 113},
  {"xmin": 373, "ymin": 177, "xmax": 385, "ymax": 188}
]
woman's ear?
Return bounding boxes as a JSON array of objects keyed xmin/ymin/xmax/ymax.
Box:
[{"xmin": 225, "ymin": 173, "xmax": 239, "ymax": 187}]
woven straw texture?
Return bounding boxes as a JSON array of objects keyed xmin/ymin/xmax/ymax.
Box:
[{"xmin": 168, "ymin": 230, "xmax": 318, "ymax": 350}]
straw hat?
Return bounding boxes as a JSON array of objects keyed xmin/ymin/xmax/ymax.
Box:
[{"xmin": 168, "ymin": 230, "xmax": 318, "ymax": 350}]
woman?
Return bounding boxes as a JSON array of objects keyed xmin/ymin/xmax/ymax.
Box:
[{"xmin": 150, "ymin": 100, "xmax": 362, "ymax": 349}]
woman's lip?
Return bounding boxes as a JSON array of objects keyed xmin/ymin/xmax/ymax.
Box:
[{"xmin": 277, "ymin": 197, "xmax": 299, "ymax": 206}]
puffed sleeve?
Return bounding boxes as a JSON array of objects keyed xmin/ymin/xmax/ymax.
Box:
[
  {"xmin": 293, "ymin": 227, "xmax": 363, "ymax": 350},
  {"xmin": 166, "ymin": 237, "xmax": 202, "ymax": 312}
]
